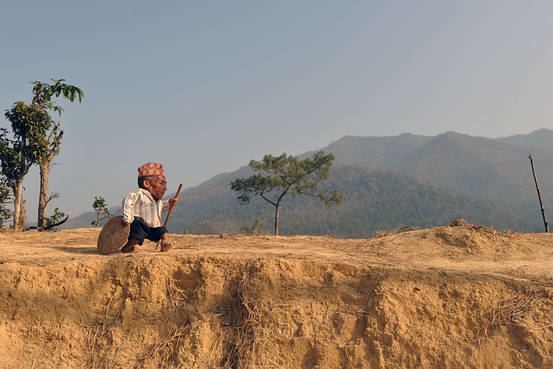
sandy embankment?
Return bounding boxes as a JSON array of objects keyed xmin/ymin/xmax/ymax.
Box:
[{"xmin": 1, "ymin": 222, "xmax": 553, "ymax": 369}]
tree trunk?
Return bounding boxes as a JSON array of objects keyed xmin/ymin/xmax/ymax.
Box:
[
  {"xmin": 12, "ymin": 180, "xmax": 24, "ymax": 231},
  {"xmin": 18, "ymin": 197, "xmax": 26, "ymax": 230},
  {"xmin": 38, "ymin": 162, "xmax": 50, "ymax": 231},
  {"xmin": 274, "ymin": 204, "xmax": 280, "ymax": 236}
]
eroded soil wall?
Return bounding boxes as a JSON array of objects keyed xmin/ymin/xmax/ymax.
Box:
[{"xmin": 1, "ymin": 255, "xmax": 552, "ymax": 369}]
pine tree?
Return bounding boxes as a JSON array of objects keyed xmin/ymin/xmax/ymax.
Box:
[{"xmin": 231, "ymin": 151, "xmax": 343, "ymax": 235}]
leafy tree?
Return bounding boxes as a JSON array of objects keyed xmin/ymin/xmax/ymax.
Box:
[
  {"xmin": 91, "ymin": 196, "xmax": 112, "ymax": 226},
  {"xmin": 230, "ymin": 151, "xmax": 343, "ymax": 235},
  {"xmin": 30, "ymin": 79, "xmax": 83, "ymax": 231},
  {"xmin": 2, "ymin": 102, "xmax": 52, "ymax": 230}
]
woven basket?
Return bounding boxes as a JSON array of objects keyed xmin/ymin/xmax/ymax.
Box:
[{"xmin": 97, "ymin": 216, "xmax": 131, "ymax": 255}]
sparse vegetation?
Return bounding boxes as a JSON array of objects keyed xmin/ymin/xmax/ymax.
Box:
[
  {"xmin": 91, "ymin": 196, "xmax": 112, "ymax": 227},
  {"xmin": 44, "ymin": 207, "xmax": 68, "ymax": 231}
]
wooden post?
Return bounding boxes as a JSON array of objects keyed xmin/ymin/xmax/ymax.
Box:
[{"xmin": 529, "ymin": 154, "xmax": 549, "ymax": 233}]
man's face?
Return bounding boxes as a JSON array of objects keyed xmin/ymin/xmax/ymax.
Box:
[{"xmin": 145, "ymin": 175, "xmax": 167, "ymax": 201}]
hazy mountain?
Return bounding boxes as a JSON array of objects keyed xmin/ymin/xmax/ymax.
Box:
[
  {"xmin": 499, "ymin": 128, "xmax": 553, "ymax": 152},
  {"xmin": 320, "ymin": 130, "xmax": 553, "ymax": 228},
  {"xmin": 67, "ymin": 129, "xmax": 553, "ymax": 234},
  {"xmin": 393, "ymin": 132, "xmax": 549, "ymax": 208},
  {"xmin": 319, "ymin": 133, "xmax": 432, "ymax": 170}
]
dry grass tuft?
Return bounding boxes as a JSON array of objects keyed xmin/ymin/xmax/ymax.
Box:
[
  {"xmin": 488, "ymin": 292, "xmax": 537, "ymax": 328},
  {"xmin": 478, "ymin": 290, "xmax": 538, "ymax": 345},
  {"xmin": 132, "ymin": 277, "xmax": 192, "ymax": 369},
  {"xmin": 83, "ymin": 294, "xmax": 123, "ymax": 369},
  {"xmin": 222, "ymin": 263, "xmax": 279, "ymax": 369},
  {"xmin": 134, "ymin": 322, "xmax": 190, "ymax": 369}
]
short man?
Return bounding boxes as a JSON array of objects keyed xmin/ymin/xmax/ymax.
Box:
[{"xmin": 120, "ymin": 162, "xmax": 179, "ymax": 253}]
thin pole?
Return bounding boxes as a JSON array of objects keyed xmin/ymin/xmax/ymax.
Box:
[
  {"xmin": 163, "ymin": 183, "xmax": 183, "ymax": 228},
  {"xmin": 529, "ymin": 155, "xmax": 549, "ymax": 233}
]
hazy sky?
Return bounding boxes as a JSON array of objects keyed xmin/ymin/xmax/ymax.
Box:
[{"xmin": 1, "ymin": 0, "xmax": 553, "ymax": 218}]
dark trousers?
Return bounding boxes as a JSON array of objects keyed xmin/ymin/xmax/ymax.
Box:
[{"xmin": 129, "ymin": 217, "xmax": 167, "ymax": 245}]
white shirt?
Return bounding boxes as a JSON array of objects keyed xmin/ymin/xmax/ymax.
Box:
[{"xmin": 122, "ymin": 188, "xmax": 170, "ymax": 227}]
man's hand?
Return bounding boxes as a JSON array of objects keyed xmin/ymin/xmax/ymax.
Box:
[{"xmin": 168, "ymin": 197, "xmax": 179, "ymax": 207}]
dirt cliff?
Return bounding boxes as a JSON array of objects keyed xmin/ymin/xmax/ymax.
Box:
[{"xmin": 1, "ymin": 222, "xmax": 553, "ymax": 368}]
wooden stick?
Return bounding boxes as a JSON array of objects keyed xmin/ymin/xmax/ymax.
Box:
[
  {"xmin": 529, "ymin": 155, "xmax": 549, "ymax": 232},
  {"xmin": 163, "ymin": 184, "xmax": 183, "ymax": 228}
]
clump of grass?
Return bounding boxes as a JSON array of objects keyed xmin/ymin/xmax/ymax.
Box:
[
  {"xmin": 488, "ymin": 292, "xmax": 537, "ymax": 328},
  {"xmin": 83, "ymin": 294, "xmax": 123, "ymax": 369},
  {"xmin": 133, "ymin": 277, "xmax": 192, "ymax": 369},
  {"xmin": 134, "ymin": 322, "xmax": 190, "ymax": 368},
  {"xmin": 222, "ymin": 263, "xmax": 280, "ymax": 369},
  {"xmin": 477, "ymin": 290, "xmax": 538, "ymax": 345}
]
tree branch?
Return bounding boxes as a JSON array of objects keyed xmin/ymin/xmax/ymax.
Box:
[
  {"xmin": 260, "ymin": 193, "xmax": 277, "ymax": 207},
  {"xmin": 24, "ymin": 215, "xmax": 69, "ymax": 231},
  {"xmin": 276, "ymin": 186, "xmax": 291, "ymax": 205},
  {"xmin": 44, "ymin": 192, "xmax": 59, "ymax": 208},
  {"xmin": 45, "ymin": 215, "xmax": 69, "ymax": 230}
]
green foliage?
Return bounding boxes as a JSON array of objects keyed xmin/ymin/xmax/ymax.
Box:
[
  {"xmin": 230, "ymin": 151, "xmax": 343, "ymax": 234},
  {"xmin": 31, "ymin": 78, "xmax": 84, "ymax": 116},
  {"xmin": 45, "ymin": 207, "xmax": 67, "ymax": 231},
  {"xmin": 2, "ymin": 102, "xmax": 52, "ymax": 181},
  {"xmin": 1, "ymin": 101, "xmax": 52, "ymax": 229},
  {"xmin": 24, "ymin": 79, "xmax": 83, "ymax": 164},
  {"xmin": 48, "ymin": 207, "xmax": 65, "ymax": 224},
  {"xmin": 0, "ymin": 129, "xmax": 28, "ymax": 190},
  {"xmin": 91, "ymin": 196, "xmax": 112, "ymax": 227},
  {"xmin": 28, "ymin": 79, "xmax": 83, "ymax": 165},
  {"xmin": 232, "ymin": 151, "xmax": 342, "ymax": 205}
]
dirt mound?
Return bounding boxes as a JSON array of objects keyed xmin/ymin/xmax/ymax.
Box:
[
  {"xmin": 1, "ymin": 227, "xmax": 553, "ymax": 368},
  {"xmin": 426, "ymin": 219, "xmax": 502, "ymax": 255}
]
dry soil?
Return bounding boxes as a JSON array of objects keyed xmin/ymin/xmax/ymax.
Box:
[{"xmin": 1, "ymin": 221, "xmax": 553, "ymax": 368}]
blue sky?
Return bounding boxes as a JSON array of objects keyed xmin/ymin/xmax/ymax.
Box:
[{"xmin": 1, "ymin": 0, "xmax": 553, "ymax": 218}]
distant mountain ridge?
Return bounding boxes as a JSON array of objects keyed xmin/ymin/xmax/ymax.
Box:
[
  {"xmin": 320, "ymin": 133, "xmax": 432, "ymax": 169},
  {"xmin": 499, "ymin": 128, "xmax": 553, "ymax": 152},
  {"xmin": 320, "ymin": 130, "xmax": 553, "ymax": 224},
  {"xmin": 66, "ymin": 129, "xmax": 553, "ymax": 235}
]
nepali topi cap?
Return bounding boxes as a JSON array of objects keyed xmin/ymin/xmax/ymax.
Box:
[{"xmin": 138, "ymin": 162, "xmax": 165, "ymax": 177}]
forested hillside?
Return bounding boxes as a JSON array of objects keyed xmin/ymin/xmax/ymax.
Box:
[
  {"xmin": 168, "ymin": 166, "xmax": 528, "ymax": 236},
  {"xmin": 66, "ymin": 129, "xmax": 553, "ymax": 235}
]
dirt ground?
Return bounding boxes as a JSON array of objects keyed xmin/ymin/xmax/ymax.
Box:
[{"xmin": 1, "ymin": 221, "xmax": 553, "ymax": 368}]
